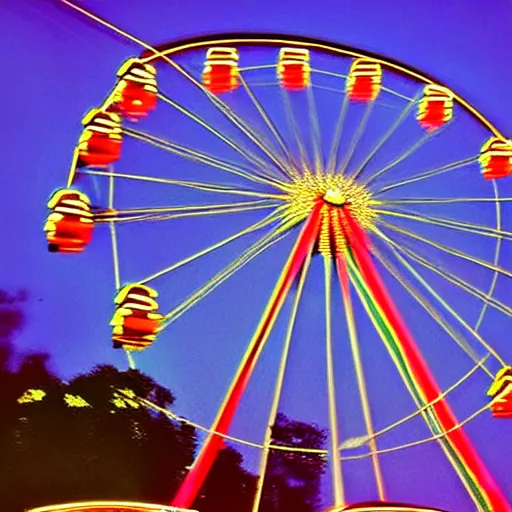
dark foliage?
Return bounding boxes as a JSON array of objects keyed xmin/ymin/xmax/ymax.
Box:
[{"xmin": 0, "ymin": 290, "xmax": 327, "ymax": 512}]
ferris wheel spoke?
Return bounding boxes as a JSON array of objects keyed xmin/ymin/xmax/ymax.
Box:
[
  {"xmin": 318, "ymin": 206, "xmax": 345, "ymax": 507},
  {"xmin": 326, "ymin": 93, "xmax": 349, "ymax": 174},
  {"xmin": 375, "ymin": 207, "xmax": 512, "ymax": 242},
  {"xmin": 342, "ymin": 402, "xmax": 491, "ymax": 461},
  {"xmin": 280, "ymin": 88, "xmax": 311, "ymax": 171},
  {"xmin": 372, "ymin": 228, "xmax": 507, "ymax": 368},
  {"xmin": 340, "ymin": 354, "xmax": 490, "ymax": 454},
  {"xmin": 371, "ymin": 238, "xmax": 495, "ymax": 376},
  {"xmin": 351, "ymin": 95, "xmax": 418, "ymax": 181},
  {"xmin": 252, "ymin": 246, "xmax": 314, "ymax": 512},
  {"xmin": 171, "ymin": 203, "xmax": 323, "ymax": 509},
  {"xmin": 166, "ymin": 62, "xmax": 294, "ymax": 177},
  {"xmin": 375, "ymin": 155, "xmax": 478, "ymax": 195},
  {"xmin": 95, "ymin": 200, "xmax": 278, "ymax": 224},
  {"xmin": 80, "ymin": 169, "xmax": 286, "ymax": 201},
  {"xmin": 378, "ymin": 218, "xmax": 512, "ymax": 280},
  {"xmin": 159, "ymin": 226, "xmax": 289, "ymax": 330},
  {"xmin": 157, "ymin": 92, "xmax": 289, "ymax": 183},
  {"xmin": 61, "ymin": 0, "xmax": 292, "ymax": 180},
  {"xmin": 238, "ymin": 74, "xmax": 297, "ymax": 173},
  {"xmin": 381, "ymin": 196, "xmax": 512, "ymax": 205},
  {"xmin": 306, "ymin": 86, "xmax": 324, "ymax": 172},
  {"xmin": 335, "ymin": 256, "xmax": 386, "ymax": 501},
  {"xmin": 341, "ymin": 210, "xmax": 508, "ymax": 512},
  {"xmin": 363, "ymin": 128, "xmax": 443, "ymax": 188},
  {"xmin": 124, "ymin": 126, "xmax": 286, "ymax": 190},
  {"xmin": 373, "ymin": 227, "xmax": 511, "ymax": 320},
  {"xmin": 137, "ymin": 209, "xmax": 285, "ymax": 285},
  {"xmin": 339, "ymin": 101, "xmax": 375, "ymax": 175}
]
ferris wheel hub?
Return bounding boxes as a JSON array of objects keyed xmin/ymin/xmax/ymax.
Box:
[
  {"xmin": 284, "ymin": 172, "xmax": 377, "ymax": 231},
  {"xmin": 323, "ymin": 187, "xmax": 346, "ymax": 206}
]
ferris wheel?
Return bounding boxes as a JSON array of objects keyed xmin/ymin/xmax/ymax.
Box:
[{"xmin": 43, "ymin": 2, "xmax": 512, "ymax": 511}]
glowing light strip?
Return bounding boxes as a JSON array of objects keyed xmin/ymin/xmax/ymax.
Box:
[
  {"xmin": 171, "ymin": 202, "xmax": 323, "ymax": 509},
  {"xmin": 27, "ymin": 501, "xmax": 197, "ymax": 512}
]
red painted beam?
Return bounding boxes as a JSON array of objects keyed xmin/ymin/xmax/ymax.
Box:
[
  {"xmin": 340, "ymin": 209, "xmax": 509, "ymax": 512},
  {"xmin": 171, "ymin": 203, "xmax": 323, "ymax": 509}
]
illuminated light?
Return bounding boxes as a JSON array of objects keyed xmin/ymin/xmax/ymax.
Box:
[
  {"xmin": 487, "ymin": 366, "xmax": 512, "ymax": 418},
  {"xmin": 346, "ymin": 59, "xmax": 382, "ymax": 102},
  {"xmin": 277, "ymin": 47, "xmax": 311, "ymax": 90},
  {"xmin": 112, "ymin": 389, "xmax": 140, "ymax": 409},
  {"xmin": 417, "ymin": 84, "xmax": 453, "ymax": 131},
  {"xmin": 77, "ymin": 109, "xmax": 123, "ymax": 167},
  {"xmin": 323, "ymin": 503, "xmax": 449, "ymax": 512},
  {"xmin": 26, "ymin": 500, "xmax": 198, "ymax": 512},
  {"xmin": 111, "ymin": 284, "xmax": 164, "ymax": 351},
  {"xmin": 44, "ymin": 189, "xmax": 94, "ymax": 253},
  {"xmin": 479, "ymin": 137, "xmax": 512, "ymax": 180},
  {"xmin": 202, "ymin": 47, "xmax": 240, "ymax": 94},
  {"xmin": 17, "ymin": 388, "xmax": 46, "ymax": 404},
  {"xmin": 112, "ymin": 58, "xmax": 158, "ymax": 120},
  {"xmin": 64, "ymin": 394, "xmax": 91, "ymax": 408}
]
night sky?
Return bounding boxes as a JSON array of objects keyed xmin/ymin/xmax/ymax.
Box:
[{"xmin": 2, "ymin": 1, "xmax": 512, "ymax": 511}]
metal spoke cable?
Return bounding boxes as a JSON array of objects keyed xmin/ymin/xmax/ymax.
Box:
[
  {"xmin": 339, "ymin": 101, "xmax": 375, "ymax": 175},
  {"xmin": 306, "ymin": 85, "xmax": 324, "ymax": 172},
  {"xmin": 95, "ymin": 202, "xmax": 278, "ymax": 224},
  {"xmin": 374, "ymin": 228, "xmax": 506, "ymax": 367},
  {"xmin": 157, "ymin": 92, "xmax": 289, "ymax": 183},
  {"xmin": 375, "ymin": 156, "xmax": 478, "ymax": 196},
  {"xmin": 351, "ymin": 95, "xmax": 418, "ymax": 181},
  {"xmin": 281, "ymin": 87, "xmax": 310, "ymax": 171},
  {"xmin": 363, "ymin": 129, "xmax": 439, "ymax": 187},
  {"xmin": 160, "ymin": 226, "xmax": 289, "ymax": 329},
  {"xmin": 326, "ymin": 92, "xmax": 349, "ymax": 174},
  {"xmin": 252, "ymin": 248, "xmax": 313, "ymax": 512},
  {"xmin": 124, "ymin": 126, "xmax": 286, "ymax": 190},
  {"xmin": 337, "ymin": 258, "xmax": 385, "ymax": 500},
  {"xmin": 375, "ymin": 207, "xmax": 512, "ymax": 242},
  {"xmin": 81, "ymin": 169, "xmax": 287, "ymax": 201},
  {"xmin": 373, "ymin": 227, "xmax": 511, "ymax": 319},
  {"xmin": 239, "ymin": 74, "xmax": 297, "ymax": 173},
  {"xmin": 379, "ymin": 219, "xmax": 512, "ymax": 280},
  {"xmin": 137, "ymin": 209, "xmax": 285, "ymax": 285}
]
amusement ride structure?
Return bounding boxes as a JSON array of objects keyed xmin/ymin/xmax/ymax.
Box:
[{"xmin": 40, "ymin": 1, "xmax": 512, "ymax": 511}]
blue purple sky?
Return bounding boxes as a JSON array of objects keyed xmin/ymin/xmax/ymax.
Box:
[{"xmin": 2, "ymin": 1, "xmax": 512, "ymax": 510}]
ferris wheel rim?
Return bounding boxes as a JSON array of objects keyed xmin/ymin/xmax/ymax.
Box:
[
  {"xmin": 47, "ymin": 5, "xmax": 512, "ymax": 508},
  {"xmin": 140, "ymin": 31, "xmax": 506, "ymax": 140}
]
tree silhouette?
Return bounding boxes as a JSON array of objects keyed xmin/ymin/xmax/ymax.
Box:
[
  {"xmin": 193, "ymin": 446, "xmax": 257, "ymax": 512},
  {"xmin": 0, "ymin": 288, "xmax": 328, "ymax": 512},
  {"xmin": 261, "ymin": 413, "xmax": 328, "ymax": 512}
]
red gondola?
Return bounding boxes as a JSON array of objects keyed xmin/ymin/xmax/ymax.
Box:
[
  {"xmin": 488, "ymin": 367, "xmax": 512, "ymax": 418},
  {"xmin": 479, "ymin": 137, "xmax": 512, "ymax": 179},
  {"xmin": 44, "ymin": 189, "xmax": 94, "ymax": 253},
  {"xmin": 77, "ymin": 109, "xmax": 123, "ymax": 167},
  {"xmin": 202, "ymin": 47, "xmax": 240, "ymax": 94},
  {"xmin": 111, "ymin": 284, "xmax": 164, "ymax": 351},
  {"xmin": 346, "ymin": 59, "xmax": 382, "ymax": 102},
  {"xmin": 277, "ymin": 47, "xmax": 310, "ymax": 90},
  {"xmin": 417, "ymin": 84, "xmax": 453, "ymax": 131},
  {"xmin": 112, "ymin": 58, "xmax": 158, "ymax": 120}
]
